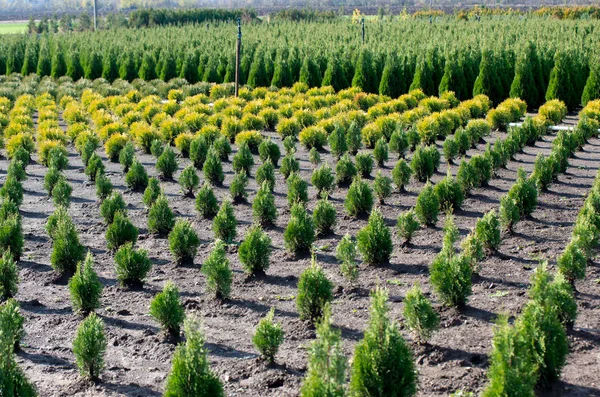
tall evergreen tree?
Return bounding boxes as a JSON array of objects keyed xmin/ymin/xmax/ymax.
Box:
[
  {"xmin": 546, "ymin": 51, "xmax": 577, "ymax": 110},
  {"xmin": 21, "ymin": 40, "xmax": 38, "ymax": 76},
  {"xmin": 101, "ymin": 49, "xmax": 119, "ymax": 82},
  {"xmin": 159, "ymin": 52, "xmax": 177, "ymax": 82},
  {"xmin": 582, "ymin": 58, "xmax": 600, "ymax": 106},
  {"xmin": 179, "ymin": 51, "xmax": 199, "ymax": 84},
  {"xmin": 66, "ymin": 50, "xmax": 83, "ymax": 81},
  {"xmin": 36, "ymin": 41, "xmax": 52, "ymax": 77},
  {"xmin": 50, "ymin": 45, "xmax": 66, "ymax": 79},
  {"xmin": 510, "ymin": 47, "xmax": 539, "ymax": 110},
  {"xmin": 119, "ymin": 53, "xmax": 137, "ymax": 82},
  {"xmin": 379, "ymin": 53, "xmax": 402, "ymax": 98},
  {"xmin": 84, "ymin": 51, "xmax": 103, "ymax": 80},
  {"xmin": 271, "ymin": 49, "xmax": 292, "ymax": 88},
  {"xmin": 299, "ymin": 54, "xmax": 321, "ymax": 88},
  {"xmin": 473, "ymin": 50, "xmax": 503, "ymax": 105},
  {"xmin": 247, "ymin": 49, "xmax": 270, "ymax": 88},
  {"xmin": 352, "ymin": 48, "xmax": 378, "ymax": 93},
  {"xmin": 439, "ymin": 51, "xmax": 468, "ymax": 100},
  {"xmin": 139, "ymin": 53, "xmax": 157, "ymax": 81},
  {"xmin": 322, "ymin": 54, "xmax": 348, "ymax": 91}
]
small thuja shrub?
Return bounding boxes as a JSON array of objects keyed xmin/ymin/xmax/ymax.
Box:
[
  {"xmin": 72, "ymin": 313, "xmax": 106, "ymax": 381},
  {"xmin": 150, "ymin": 139, "xmax": 164, "ymax": 157},
  {"xmin": 308, "ymin": 147, "xmax": 321, "ymax": 167},
  {"xmin": 52, "ymin": 177, "xmax": 72, "ymax": 207},
  {"xmin": 403, "ymin": 282, "xmax": 440, "ymax": 344},
  {"xmin": 475, "ymin": 210, "xmax": 501, "ymax": 252},
  {"xmin": 213, "ymin": 200, "xmax": 237, "ymax": 243},
  {"xmin": 283, "ymin": 136, "xmax": 296, "ymax": 155},
  {"xmin": 253, "ymin": 183, "xmax": 278, "ymax": 227},
  {"xmin": 300, "ymin": 305, "xmax": 346, "ymax": 397},
  {"xmin": 212, "ymin": 135, "xmax": 232, "ymax": 161},
  {"xmin": 287, "ymin": 172, "xmax": 309, "ymax": 207},
  {"xmin": 460, "ymin": 233, "xmax": 485, "ymax": 273},
  {"xmin": 335, "ymin": 154, "xmax": 357, "ymax": 186},
  {"xmin": 499, "ymin": 195, "xmax": 520, "ymax": 233},
  {"xmin": 256, "ymin": 160, "xmax": 276, "ymax": 192},
  {"xmin": 46, "ymin": 206, "xmax": 70, "ymax": 240},
  {"xmin": 95, "ymin": 173, "xmax": 113, "ymax": 201},
  {"xmin": 148, "ymin": 195, "xmax": 175, "ymax": 236},
  {"xmin": 125, "ymin": 160, "xmax": 148, "ymax": 192},
  {"xmin": 470, "ymin": 154, "xmax": 492, "ymax": 187},
  {"xmin": 49, "ymin": 146, "xmax": 70, "ymax": 171},
  {"xmin": 508, "ymin": 168, "xmax": 538, "ymax": 218},
  {"xmin": 230, "ymin": 172, "xmax": 248, "ymax": 203},
  {"xmin": 357, "ymin": 208, "xmax": 393, "ymax": 266},
  {"xmin": 0, "ymin": 250, "xmax": 18, "ymax": 300},
  {"xmin": 179, "ymin": 165, "xmax": 199, "ymax": 197},
  {"xmin": 190, "ymin": 136, "xmax": 208, "ymax": 169},
  {"xmin": 51, "ymin": 219, "xmax": 85, "ymax": 275},
  {"xmin": 392, "ymin": 159, "xmax": 412, "ymax": 192},
  {"xmin": 284, "ymin": 203, "xmax": 315, "ymax": 253},
  {"xmin": 355, "ymin": 152, "xmax": 374, "ymax": 178},
  {"xmin": 345, "ymin": 177, "xmax": 374, "ymax": 217},
  {"xmin": 411, "ymin": 145, "xmax": 437, "ymax": 182},
  {"xmin": 311, "ymin": 163, "xmax": 334, "ymax": 197},
  {"xmin": 280, "ymin": 152, "xmax": 300, "ymax": 179},
  {"xmin": 239, "ymin": 225, "xmax": 272, "ymax": 275},
  {"xmin": 532, "ymin": 153, "xmax": 555, "ymax": 191},
  {"xmin": 202, "ymin": 240, "xmax": 233, "ymax": 300},
  {"xmin": 0, "ymin": 213, "xmax": 24, "ymax": 262},
  {"xmin": 100, "ymin": 192, "xmax": 126, "ymax": 224},
  {"xmin": 114, "ymin": 243, "xmax": 152, "ymax": 286},
  {"xmin": 150, "ymin": 280, "xmax": 184, "ymax": 336},
  {"xmin": 456, "ymin": 159, "xmax": 477, "ymax": 195},
  {"xmin": 156, "ymin": 145, "xmax": 178, "ymax": 180},
  {"xmin": 253, "ymin": 308, "xmax": 284, "ymax": 363},
  {"xmin": 169, "ymin": 219, "xmax": 201, "ymax": 265},
  {"xmin": 85, "ymin": 153, "xmax": 104, "ymax": 182},
  {"xmin": 233, "ymin": 143, "xmax": 254, "ymax": 175},
  {"xmin": 557, "ymin": 239, "xmax": 587, "ymax": 285},
  {"xmin": 389, "ymin": 130, "xmax": 409, "ymax": 159},
  {"xmin": 7, "ymin": 159, "xmax": 27, "ymax": 183},
  {"xmin": 119, "ymin": 141, "xmax": 135, "ymax": 173},
  {"xmin": 346, "ymin": 121, "xmax": 362, "ymax": 155},
  {"xmin": 44, "ymin": 166, "xmax": 61, "ymax": 197},
  {"xmin": 336, "ymin": 234, "xmax": 358, "ymax": 282},
  {"xmin": 481, "ymin": 315, "xmax": 537, "ymax": 397},
  {"xmin": 68, "ymin": 252, "xmax": 102, "ymax": 315},
  {"xmin": 0, "ymin": 298, "xmax": 25, "ymax": 349},
  {"xmin": 195, "ymin": 183, "xmax": 219, "ymax": 218},
  {"xmin": 443, "ymin": 136, "xmax": 459, "ymax": 164},
  {"xmin": 106, "ymin": 211, "xmax": 139, "ymax": 251},
  {"xmin": 203, "ymin": 149, "xmax": 225, "ymax": 185},
  {"xmin": 529, "ymin": 264, "xmax": 577, "ymax": 328},
  {"xmin": 374, "ymin": 171, "xmax": 392, "ymax": 204},
  {"xmin": 349, "ymin": 287, "xmax": 417, "ymax": 397},
  {"xmin": 373, "ymin": 137, "xmax": 389, "ymax": 167},
  {"xmin": 434, "ymin": 171, "xmax": 464, "ymax": 212},
  {"xmin": 313, "ymin": 196, "xmax": 337, "ymax": 236},
  {"xmin": 415, "ymin": 182, "xmax": 440, "ymax": 227},
  {"xmin": 143, "ymin": 177, "xmax": 161, "ymax": 208},
  {"xmin": 163, "ymin": 315, "xmax": 224, "ymax": 397},
  {"xmin": 296, "ymin": 257, "xmax": 333, "ymax": 323},
  {"xmin": 397, "ymin": 209, "xmax": 420, "ymax": 246},
  {"xmin": 258, "ymin": 138, "xmax": 281, "ymax": 166},
  {"xmin": 328, "ymin": 124, "xmax": 348, "ymax": 159}
]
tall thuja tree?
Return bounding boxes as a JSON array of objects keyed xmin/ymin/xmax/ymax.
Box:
[
  {"xmin": 21, "ymin": 39, "xmax": 39, "ymax": 76},
  {"xmin": 497, "ymin": 49, "xmax": 515, "ymax": 103},
  {"xmin": 546, "ymin": 51, "xmax": 580, "ymax": 111},
  {"xmin": 180, "ymin": 51, "xmax": 199, "ymax": 83},
  {"xmin": 439, "ymin": 50, "xmax": 468, "ymax": 100},
  {"xmin": 36, "ymin": 39, "xmax": 52, "ymax": 77},
  {"xmin": 51, "ymin": 43, "xmax": 66, "ymax": 79},
  {"xmin": 247, "ymin": 48, "xmax": 270, "ymax": 88},
  {"xmin": 510, "ymin": 46, "xmax": 539, "ymax": 111},
  {"xmin": 463, "ymin": 50, "xmax": 481, "ymax": 95},
  {"xmin": 216, "ymin": 56, "xmax": 228, "ymax": 82},
  {"xmin": 240, "ymin": 48, "xmax": 254, "ymax": 85},
  {"xmin": 119, "ymin": 52, "xmax": 137, "ymax": 82},
  {"xmin": 66, "ymin": 49, "xmax": 84, "ymax": 81},
  {"xmin": 222, "ymin": 53, "xmax": 236, "ymax": 83},
  {"xmin": 473, "ymin": 49, "xmax": 503, "ymax": 105},
  {"xmin": 102, "ymin": 48, "xmax": 119, "ymax": 82},
  {"xmin": 271, "ymin": 48, "xmax": 292, "ymax": 88},
  {"xmin": 352, "ymin": 48, "xmax": 378, "ymax": 94},
  {"xmin": 139, "ymin": 52, "xmax": 157, "ymax": 81},
  {"xmin": 160, "ymin": 51, "xmax": 177, "ymax": 82},
  {"xmin": 84, "ymin": 51, "xmax": 103, "ymax": 80},
  {"xmin": 299, "ymin": 54, "xmax": 321, "ymax": 88},
  {"xmin": 410, "ymin": 51, "xmax": 435, "ymax": 96},
  {"xmin": 202, "ymin": 56, "xmax": 220, "ymax": 83},
  {"xmin": 582, "ymin": 58, "xmax": 600, "ymax": 106},
  {"xmin": 322, "ymin": 53, "xmax": 349, "ymax": 91},
  {"xmin": 288, "ymin": 47, "xmax": 302, "ymax": 82},
  {"xmin": 379, "ymin": 53, "xmax": 402, "ymax": 98}
]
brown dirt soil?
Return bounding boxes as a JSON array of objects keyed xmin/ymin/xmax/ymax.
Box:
[{"xmin": 3, "ymin": 111, "xmax": 600, "ymax": 397}]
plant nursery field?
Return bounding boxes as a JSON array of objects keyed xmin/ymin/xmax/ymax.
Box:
[{"xmin": 0, "ymin": 71, "xmax": 599, "ymax": 397}]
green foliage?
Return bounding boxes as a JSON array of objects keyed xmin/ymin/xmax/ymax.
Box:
[
  {"xmin": 403, "ymin": 283, "xmax": 440, "ymax": 343},
  {"xmin": 233, "ymin": 143, "xmax": 254, "ymax": 175},
  {"xmin": 150, "ymin": 139, "xmax": 164, "ymax": 157},
  {"xmin": 212, "ymin": 135, "xmax": 232, "ymax": 161},
  {"xmin": 300, "ymin": 305, "xmax": 346, "ymax": 397},
  {"xmin": 283, "ymin": 136, "xmax": 296, "ymax": 154},
  {"xmin": 357, "ymin": 208, "xmax": 393, "ymax": 266},
  {"xmin": 443, "ymin": 136, "xmax": 459, "ymax": 163},
  {"xmin": 50, "ymin": 215, "xmax": 85, "ymax": 275},
  {"xmin": 256, "ymin": 160, "xmax": 276, "ymax": 192},
  {"xmin": 373, "ymin": 138, "xmax": 389, "ymax": 167},
  {"xmin": 202, "ymin": 240, "xmax": 233, "ymax": 300},
  {"xmin": 392, "ymin": 159, "xmax": 412, "ymax": 191},
  {"xmin": 195, "ymin": 182, "xmax": 219, "ymax": 218},
  {"xmin": 253, "ymin": 182, "xmax": 278, "ymax": 227},
  {"xmin": 460, "ymin": 233, "xmax": 485, "ymax": 273},
  {"xmin": 156, "ymin": 145, "xmax": 178, "ymax": 180},
  {"xmin": 287, "ymin": 172, "xmax": 309, "ymax": 207},
  {"xmin": 557, "ymin": 239, "xmax": 587, "ymax": 284},
  {"xmin": 143, "ymin": 177, "xmax": 161, "ymax": 208},
  {"xmin": 410, "ymin": 145, "xmax": 438, "ymax": 182},
  {"xmin": 85, "ymin": 153, "xmax": 104, "ymax": 182},
  {"xmin": 355, "ymin": 152, "xmax": 374, "ymax": 178},
  {"xmin": 434, "ymin": 172, "xmax": 464, "ymax": 212},
  {"xmin": 309, "ymin": 147, "xmax": 321, "ymax": 166},
  {"xmin": 345, "ymin": 177, "xmax": 374, "ymax": 217},
  {"xmin": 415, "ymin": 182, "xmax": 440, "ymax": 226},
  {"xmin": 119, "ymin": 141, "xmax": 135, "ymax": 172},
  {"xmin": 258, "ymin": 138, "xmax": 281, "ymax": 166},
  {"xmin": 346, "ymin": 121, "xmax": 362, "ymax": 155},
  {"xmin": 529, "ymin": 264, "xmax": 577, "ymax": 327},
  {"xmin": 374, "ymin": 171, "xmax": 393, "ymax": 204},
  {"xmin": 0, "ymin": 213, "xmax": 23, "ymax": 262},
  {"xmin": 239, "ymin": 225, "xmax": 272, "ymax": 275},
  {"xmin": 203, "ymin": 149, "xmax": 225, "ymax": 185},
  {"xmin": 299, "ymin": 126, "xmax": 327, "ymax": 150},
  {"xmin": 7, "ymin": 160, "xmax": 27, "ymax": 183},
  {"xmin": 389, "ymin": 130, "xmax": 409, "ymax": 159},
  {"xmin": 470, "ymin": 154, "xmax": 492, "ymax": 187},
  {"xmin": 43, "ymin": 166, "xmax": 61, "ymax": 197},
  {"xmin": 148, "ymin": 194, "xmax": 175, "ymax": 236},
  {"xmin": 475, "ymin": 210, "xmax": 501, "ymax": 251},
  {"xmin": 311, "ymin": 163, "xmax": 334, "ymax": 196},
  {"xmin": 349, "ymin": 287, "xmax": 417, "ymax": 397},
  {"xmin": 72, "ymin": 313, "xmax": 106, "ymax": 380},
  {"xmin": 125, "ymin": 160, "xmax": 149, "ymax": 191},
  {"xmin": 0, "ymin": 250, "xmax": 18, "ymax": 300},
  {"xmin": 164, "ymin": 315, "xmax": 224, "ymax": 397},
  {"xmin": 280, "ymin": 152, "xmax": 300, "ymax": 179},
  {"xmin": 68, "ymin": 252, "xmax": 102, "ymax": 314},
  {"xmin": 284, "ymin": 203, "xmax": 315, "ymax": 253},
  {"xmin": 296, "ymin": 258, "xmax": 333, "ymax": 323},
  {"xmin": 48, "ymin": 146, "xmax": 69, "ymax": 171},
  {"xmin": 100, "ymin": 191, "xmax": 126, "ymax": 224},
  {"xmin": 253, "ymin": 308, "xmax": 284, "ymax": 363},
  {"xmin": 179, "ymin": 165, "xmax": 200, "ymax": 197},
  {"xmin": 396, "ymin": 209, "xmax": 420, "ymax": 246},
  {"xmin": 169, "ymin": 219, "xmax": 201, "ymax": 265},
  {"xmin": 190, "ymin": 136, "xmax": 208, "ymax": 169},
  {"xmin": 335, "ymin": 153, "xmax": 357, "ymax": 186},
  {"xmin": 336, "ymin": 234, "xmax": 358, "ymax": 282},
  {"xmin": 95, "ymin": 173, "xmax": 113, "ymax": 201},
  {"xmin": 328, "ymin": 124, "xmax": 348, "ymax": 159},
  {"xmin": 52, "ymin": 177, "xmax": 72, "ymax": 207},
  {"xmin": 1, "ymin": 176, "xmax": 23, "ymax": 207},
  {"xmin": 508, "ymin": 168, "xmax": 538, "ymax": 217},
  {"xmin": 531, "ymin": 153, "xmax": 555, "ymax": 191},
  {"xmin": 499, "ymin": 195, "xmax": 520, "ymax": 232},
  {"xmin": 106, "ymin": 211, "xmax": 139, "ymax": 251},
  {"xmin": 150, "ymin": 280, "xmax": 184, "ymax": 335},
  {"xmin": 114, "ymin": 243, "xmax": 152, "ymax": 286},
  {"xmin": 313, "ymin": 197, "xmax": 337, "ymax": 236}
]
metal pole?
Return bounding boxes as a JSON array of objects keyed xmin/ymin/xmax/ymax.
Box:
[
  {"xmin": 93, "ymin": 0, "xmax": 97, "ymax": 31},
  {"xmin": 235, "ymin": 18, "xmax": 241, "ymax": 97},
  {"xmin": 361, "ymin": 18, "xmax": 365, "ymax": 44}
]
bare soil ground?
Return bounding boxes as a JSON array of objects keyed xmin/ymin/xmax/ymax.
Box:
[{"xmin": 3, "ymin": 111, "xmax": 600, "ymax": 397}]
